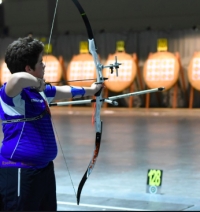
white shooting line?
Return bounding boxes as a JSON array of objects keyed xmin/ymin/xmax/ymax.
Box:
[{"xmin": 57, "ymin": 201, "xmax": 151, "ymax": 211}]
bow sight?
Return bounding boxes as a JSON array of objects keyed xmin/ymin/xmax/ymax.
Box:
[{"xmin": 102, "ymin": 56, "xmax": 122, "ymax": 76}]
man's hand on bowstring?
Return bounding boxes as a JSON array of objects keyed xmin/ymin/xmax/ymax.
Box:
[{"xmin": 36, "ymin": 78, "xmax": 46, "ymax": 92}]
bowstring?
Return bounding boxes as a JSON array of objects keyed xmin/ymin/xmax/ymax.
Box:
[
  {"xmin": 51, "ymin": 118, "xmax": 77, "ymax": 198},
  {"xmin": 44, "ymin": 0, "xmax": 58, "ymax": 66},
  {"xmin": 46, "ymin": 0, "xmax": 77, "ymax": 198}
]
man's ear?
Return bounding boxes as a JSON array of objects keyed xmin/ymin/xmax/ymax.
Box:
[{"xmin": 25, "ymin": 65, "xmax": 32, "ymax": 73}]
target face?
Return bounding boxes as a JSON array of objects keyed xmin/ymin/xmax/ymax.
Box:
[
  {"xmin": 143, "ymin": 52, "xmax": 179, "ymax": 90},
  {"xmin": 188, "ymin": 52, "xmax": 200, "ymax": 91},
  {"xmin": 67, "ymin": 53, "xmax": 96, "ymax": 87},
  {"xmin": 43, "ymin": 55, "xmax": 62, "ymax": 85},
  {"xmin": 0, "ymin": 62, "xmax": 11, "ymax": 85}
]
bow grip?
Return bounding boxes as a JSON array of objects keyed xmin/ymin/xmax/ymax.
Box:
[{"xmin": 94, "ymin": 84, "xmax": 104, "ymax": 97}]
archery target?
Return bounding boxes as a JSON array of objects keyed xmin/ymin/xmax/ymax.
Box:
[
  {"xmin": 103, "ymin": 52, "xmax": 137, "ymax": 92},
  {"xmin": 43, "ymin": 55, "xmax": 62, "ymax": 85},
  {"xmin": 0, "ymin": 55, "xmax": 62, "ymax": 86},
  {"xmin": 143, "ymin": 52, "xmax": 179, "ymax": 90},
  {"xmin": 188, "ymin": 52, "xmax": 200, "ymax": 91},
  {"xmin": 67, "ymin": 53, "xmax": 96, "ymax": 87},
  {"xmin": 0, "ymin": 62, "xmax": 12, "ymax": 85}
]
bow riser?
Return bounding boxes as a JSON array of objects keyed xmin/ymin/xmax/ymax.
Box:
[{"xmin": 88, "ymin": 39, "xmax": 104, "ymax": 82}]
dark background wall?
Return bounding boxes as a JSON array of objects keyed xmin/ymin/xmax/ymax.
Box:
[
  {"xmin": 1, "ymin": 0, "xmax": 200, "ymax": 38},
  {"xmin": 1, "ymin": 0, "xmax": 200, "ymax": 108}
]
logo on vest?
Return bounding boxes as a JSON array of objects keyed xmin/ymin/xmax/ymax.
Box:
[{"xmin": 31, "ymin": 99, "xmax": 44, "ymax": 103}]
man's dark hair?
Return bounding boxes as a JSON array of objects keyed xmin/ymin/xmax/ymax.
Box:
[{"xmin": 5, "ymin": 37, "xmax": 44, "ymax": 74}]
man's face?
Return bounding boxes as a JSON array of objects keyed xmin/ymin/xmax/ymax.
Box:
[{"xmin": 30, "ymin": 52, "xmax": 45, "ymax": 79}]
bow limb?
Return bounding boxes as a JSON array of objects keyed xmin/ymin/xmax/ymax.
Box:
[{"xmin": 72, "ymin": 0, "xmax": 104, "ymax": 205}]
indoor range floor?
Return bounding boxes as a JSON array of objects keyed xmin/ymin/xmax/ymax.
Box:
[
  {"xmin": 2, "ymin": 107, "xmax": 200, "ymax": 211},
  {"xmin": 50, "ymin": 107, "xmax": 200, "ymax": 211}
]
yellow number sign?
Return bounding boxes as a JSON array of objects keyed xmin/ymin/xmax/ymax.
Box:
[{"xmin": 147, "ymin": 169, "xmax": 163, "ymax": 186}]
